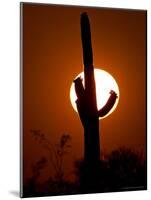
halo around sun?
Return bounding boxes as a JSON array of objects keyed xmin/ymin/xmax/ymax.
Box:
[{"xmin": 70, "ymin": 68, "xmax": 119, "ymax": 119}]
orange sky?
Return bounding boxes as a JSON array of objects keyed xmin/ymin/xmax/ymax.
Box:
[{"xmin": 22, "ymin": 3, "xmax": 147, "ymax": 181}]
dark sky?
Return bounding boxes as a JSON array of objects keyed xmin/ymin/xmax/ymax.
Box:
[{"xmin": 22, "ymin": 3, "xmax": 146, "ymax": 181}]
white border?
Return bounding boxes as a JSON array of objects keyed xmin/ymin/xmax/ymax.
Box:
[{"xmin": 0, "ymin": 0, "xmax": 150, "ymax": 199}]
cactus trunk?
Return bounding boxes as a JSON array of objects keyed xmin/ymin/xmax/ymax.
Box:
[{"xmin": 84, "ymin": 117, "xmax": 100, "ymax": 162}]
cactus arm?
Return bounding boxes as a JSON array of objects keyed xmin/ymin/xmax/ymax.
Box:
[
  {"xmin": 98, "ymin": 90, "xmax": 118, "ymax": 118},
  {"xmin": 74, "ymin": 77, "xmax": 86, "ymax": 126},
  {"xmin": 74, "ymin": 77, "xmax": 85, "ymax": 101}
]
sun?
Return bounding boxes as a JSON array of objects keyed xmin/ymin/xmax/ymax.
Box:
[{"xmin": 70, "ymin": 68, "xmax": 119, "ymax": 119}]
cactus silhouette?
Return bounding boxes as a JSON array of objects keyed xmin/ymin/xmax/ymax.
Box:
[{"xmin": 74, "ymin": 13, "xmax": 118, "ymax": 164}]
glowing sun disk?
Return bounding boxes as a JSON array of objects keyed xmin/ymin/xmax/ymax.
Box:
[{"xmin": 70, "ymin": 68, "xmax": 119, "ymax": 119}]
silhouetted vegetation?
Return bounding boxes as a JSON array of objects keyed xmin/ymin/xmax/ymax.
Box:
[
  {"xmin": 23, "ymin": 131, "xmax": 77, "ymax": 197},
  {"xmin": 31, "ymin": 130, "xmax": 72, "ymax": 182},
  {"xmin": 23, "ymin": 131, "xmax": 146, "ymax": 197},
  {"xmin": 74, "ymin": 147, "xmax": 146, "ymax": 193}
]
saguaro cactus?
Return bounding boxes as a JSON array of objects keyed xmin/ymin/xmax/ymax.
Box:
[{"xmin": 74, "ymin": 13, "xmax": 117, "ymax": 164}]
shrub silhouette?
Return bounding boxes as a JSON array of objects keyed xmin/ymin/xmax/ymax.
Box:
[
  {"xmin": 31, "ymin": 130, "xmax": 71, "ymax": 182},
  {"xmin": 106, "ymin": 148, "xmax": 146, "ymax": 190},
  {"xmin": 23, "ymin": 157, "xmax": 47, "ymax": 196},
  {"xmin": 74, "ymin": 147, "xmax": 146, "ymax": 193},
  {"xmin": 23, "ymin": 131, "xmax": 74, "ymax": 197}
]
